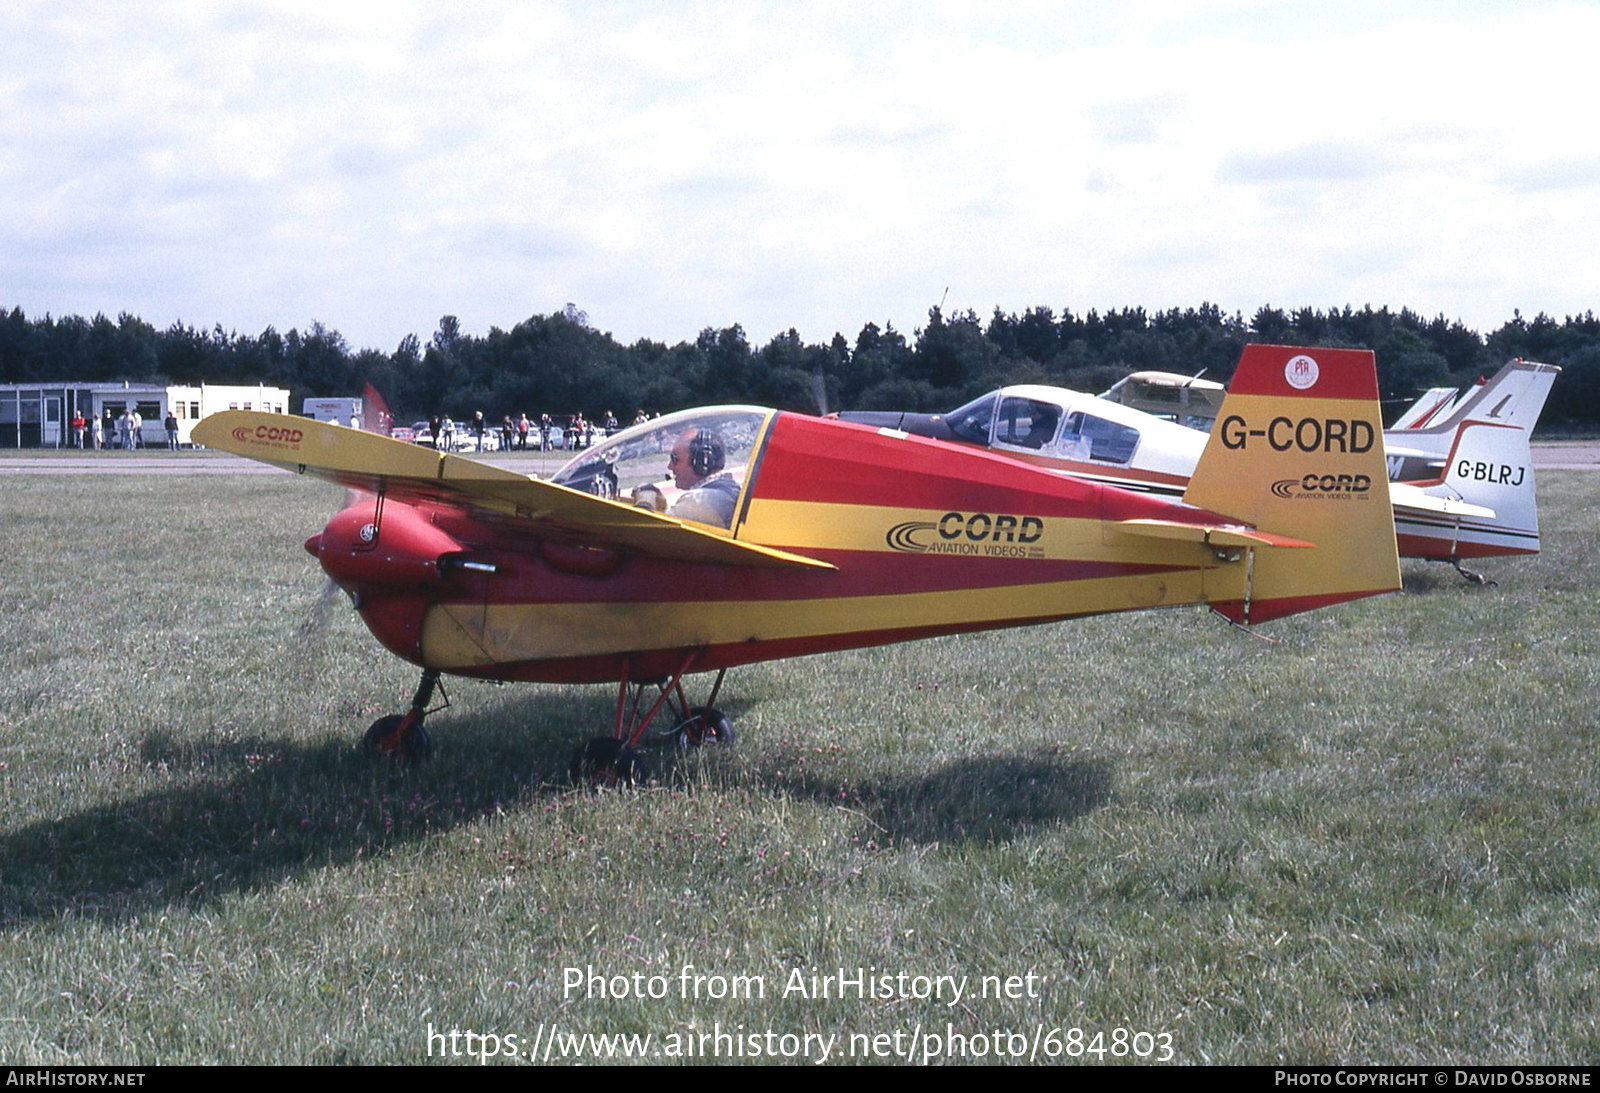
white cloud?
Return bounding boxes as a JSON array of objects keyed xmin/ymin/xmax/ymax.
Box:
[{"xmin": 2, "ymin": 0, "xmax": 1596, "ymax": 350}]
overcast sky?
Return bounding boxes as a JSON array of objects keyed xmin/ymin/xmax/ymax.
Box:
[{"xmin": 4, "ymin": 1, "xmax": 1596, "ymax": 354}]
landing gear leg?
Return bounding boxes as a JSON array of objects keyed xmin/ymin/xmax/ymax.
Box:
[
  {"xmin": 570, "ymin": 657, "xmax": 736, "ymax": 787},
  {"xmin": 363, "ymin": 669, "xmax": 445, "ymax": 762},
  {"xmin": 1445, "ymin": 557, "xmax": 1497, "ymax": 587},
  {"xmin": 663, "ymin": 669, "xmax": 735, "ymax": 748}
]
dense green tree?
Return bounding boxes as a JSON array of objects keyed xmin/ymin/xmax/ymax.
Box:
[
  {"xmin": 1376, "ymin": 329, "xmax": 1451, "ymax": 402},
  {"xmin": 155, "ymin": 321, "xmax": 212, "ymax": 383},
  {"xmin": 755, "ymin": 329, "xmax": 821, "ymax": 411},
  {"xmin": 837, "ymin": 321, "xmax": 912, "ymax": 407},
  {"xmin": 4, "ymin": 299, "xmax": 1597, "ymax": 428},
  {"xmin": 1545, "ymin": 344, "xmax": 1600, "ymax": 427},
  {"xmin": 909, "ymin": 306, "xmax": 993, "ymax": 398},
  {"xmin": 697, "ymin": 325, "xmax": 753, "ymax": 403},
  {"xmin": 1251, "ymin": 306, "xmax": 1292, "ymax": 343},
  {"xmin": 0, "ymin": 307, "xmax": 38, "ymax": 382}
]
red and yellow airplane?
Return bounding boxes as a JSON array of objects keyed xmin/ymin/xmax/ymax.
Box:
[
  {"xmin": 192, "ymin": 344, "xmax": 1400, "ymax": 781},
  {"xmin": 843, "ymin": 358, "xmax": 1557, "ymax": 584}
]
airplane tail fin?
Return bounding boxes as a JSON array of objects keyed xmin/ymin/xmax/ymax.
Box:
[
  {"xmin": 1184, "ymin": 345, "xmax": 1400, "ymax": 624},
  {"xmin": 1418, "ymin": 359, "xmax": 1560, "ymax": 435},
  {"xmin": 1383, "ymin": 359, "xmax": 1555, "ymax": 561},
  {"xmin": 1397, "ymin": 419, "xmax": 1541, "ymax": 559},
  {"xmin": 1389, "ymin": 385, "xmax": 1461, "ymax": 430}
]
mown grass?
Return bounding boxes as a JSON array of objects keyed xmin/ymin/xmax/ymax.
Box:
[{"xmin": 1, "ymin": 471, "xmax": 1596, "ymax": 1065}]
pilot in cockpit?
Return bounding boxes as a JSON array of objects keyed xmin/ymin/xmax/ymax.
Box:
[
  {"xmin": 633, "ymin": 428, "xmax": 740, "ymax": 528},
  {"xmin": 1020, "ymin": 402, "xmax": 1059, "ymax": 449}
]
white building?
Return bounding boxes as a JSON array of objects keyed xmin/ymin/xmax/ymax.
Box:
[{"xmin": 0, "ymin": 381, "xmax": 292, "ymax": 448}]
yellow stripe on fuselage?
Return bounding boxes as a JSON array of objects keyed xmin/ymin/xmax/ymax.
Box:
[
  {"xmin": 417, "ymin": 567, "xmax": 1243, "ymax": 669},
  {"xmin": 739, "ymin": 498, "xmax": 1220, "ymax": 565}
]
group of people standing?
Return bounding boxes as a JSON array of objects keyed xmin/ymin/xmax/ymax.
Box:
[
  {"xmin": 66, "ymin": 407, "xmax": 183, "ymax": 451},
  {"xmin": 424, "ymin": 410, "xmax": 634, "ymax": 452}
]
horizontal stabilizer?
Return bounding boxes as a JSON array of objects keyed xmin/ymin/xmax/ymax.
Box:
[
  {"xmin": 1113, "ymin": 518, "xmax": 1313, "ymax": 550},
  {"xmin": 1389, "ymin": 482, "xmax": 1493, "ymax": 520}
]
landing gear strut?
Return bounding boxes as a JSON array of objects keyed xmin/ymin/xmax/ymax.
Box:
[
  {"xmin": 363, "ymin": 669, "xmax": 446, "ymax": 762},
  {"xmin": 569, "ymin": 656, "xmax": 735, "ymax": 787},
  {"xmin": 1441, "ymin": 557, "xmax": 1497, "ymax": 587}
]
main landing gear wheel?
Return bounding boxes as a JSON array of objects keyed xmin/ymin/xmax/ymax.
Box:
[
  {"xmin": 362, "ymin": 714, "xmax": 432, "ymax": 762},
  {"xmin": 671, "ymin": 707, "xmax": 736, "ymax": 749},
  {"xmin": 362, "ymin": 669, "xmax": 443, "ymax": 763},
  {"xmin": 570, "ymin": 737, "xmax": 648, "ymax": 788}
]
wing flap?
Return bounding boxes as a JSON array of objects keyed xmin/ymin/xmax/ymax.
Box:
[{"xmin": 191, "ymin": 411, "xmax": 833, "ymax": 571}]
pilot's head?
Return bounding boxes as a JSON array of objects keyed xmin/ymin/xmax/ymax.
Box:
[
  {"xmin": 1023, "ymin": 402, "xmax": 1059, "ymax": 444},
  {"xmin": 668, "ymin": 429, "xmax": 725, "ymax": 489}
]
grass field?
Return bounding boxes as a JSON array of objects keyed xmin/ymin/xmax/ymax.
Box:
[{"xmin": 1, "ymin": 469, "xmax": 1596, "ymax": 1065}]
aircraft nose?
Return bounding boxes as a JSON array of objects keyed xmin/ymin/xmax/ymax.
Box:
[{"xmin": 304, "ymin": 533, "xmax": 323, "ymax": 558}]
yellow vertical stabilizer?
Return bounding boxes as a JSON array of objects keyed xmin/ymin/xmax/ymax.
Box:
[{"xmin": 1184, "ymin": 345, "xmax": 1400, "ymax": 623}]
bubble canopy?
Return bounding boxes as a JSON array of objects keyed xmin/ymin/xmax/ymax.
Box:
[{"xmin": 549, "ymin": 406, "xmax": 774, "ymax": 521}]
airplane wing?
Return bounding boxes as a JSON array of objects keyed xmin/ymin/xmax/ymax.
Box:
[{"xmin": 191, "ymin": 411, "xmax": 834, "ymax": 571}]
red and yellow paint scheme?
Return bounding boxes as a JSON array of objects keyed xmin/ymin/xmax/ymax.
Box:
[
  {"xmin": 193, "ymin": 344, "xmax": 1399, "ymax": 778},
  {"xmin": 841, "ymin": 358, "xmax": 1557, "ymax": 583}
]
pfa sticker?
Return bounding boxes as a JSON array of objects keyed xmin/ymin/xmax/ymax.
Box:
[{"xmin": 1284, "ymin": 354, "xmax": 1319, "ymax": 390}]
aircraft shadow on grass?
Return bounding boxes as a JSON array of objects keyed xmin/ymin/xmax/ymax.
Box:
[
  {"xmin": 1, "ymin": 692, "xmax": 1113, "ymax": 928},
  {"xmin": 756, "ymin": 751, "xmax": 1114, "ymax": 846}
]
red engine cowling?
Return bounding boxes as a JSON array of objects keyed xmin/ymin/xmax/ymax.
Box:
[
  {"xmin": 306, "ymin": 499, "xmax": 464, "ymax": 587},
  {"xmin": 305, "ymin": 499, "xmax": 470, "ymax": 664}
]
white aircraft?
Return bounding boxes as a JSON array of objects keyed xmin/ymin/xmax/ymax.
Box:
[
  {"xmin": 1377, "ymin": 360, "xmax": 1559, "ymax": 577},
  {"xmin": 837, "ymin": 358, "xmax": 1558, "ymax": 584},
  {"xmin": 1099, "ymin": 370, "xmax": 1226, "ymax": 431}
]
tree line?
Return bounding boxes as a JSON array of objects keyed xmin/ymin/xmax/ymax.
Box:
[{"xmin": 2, "ymin": 300, "xmax": 1596, "ymax": 428}]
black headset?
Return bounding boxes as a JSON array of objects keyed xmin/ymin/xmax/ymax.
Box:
[{"xmin": 689, "ymin": 430, "xmax": 725, "ymax": 477}]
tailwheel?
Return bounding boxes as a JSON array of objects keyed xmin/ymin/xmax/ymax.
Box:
[
  {"xmin": 1448, "ymin": 557, "xmax": 1497, "ymax": 587},
  {"xmin": 672, "ymin": 707, "xmax": 736, "ymax": 749},
  {"xmin": 570, "ymin": 737, "xmax": 648, "ymax": 788},
  {"xmin": 362, "ymin": 713, "xmax": 431, "ymax": 762}
]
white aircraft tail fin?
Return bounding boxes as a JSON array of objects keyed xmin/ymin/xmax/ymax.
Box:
[
  {"xmin": 1420, "ymin": 360, "xmax": 1559, "ymax": 435},
  {"xmin": 1392, "ymin": 418, "xmax": 1541, "ymax": 560},
  {"xmin": 1390, "ymin": 386, "xmax": 1461, "ymax": 429},
  {"xmin": 1383, "ymin": 360, "xmax": 1555, "ymax": 562}
]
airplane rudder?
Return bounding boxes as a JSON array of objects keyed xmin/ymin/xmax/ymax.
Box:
[
  {"xmin": 1189, "ymin": 344, "xmax": 1400, "ymax": 621},
  {"xmin": 1193, "ymin": 345, "xmax": 1388, "ymax": 521},
  {"xmin": 1442, "ymin": 421, "xmax": 1539, "ymax": 530}
]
